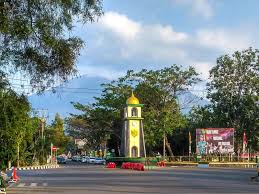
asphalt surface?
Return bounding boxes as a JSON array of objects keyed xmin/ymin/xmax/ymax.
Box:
[{"xmin": 6, "ymin": 162, "xmax": 259, "ymax": 194}]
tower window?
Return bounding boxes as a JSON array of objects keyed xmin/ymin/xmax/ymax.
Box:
[{"xmin": 131, "ymin": 107, "xmax": 138, "ymax": 117}]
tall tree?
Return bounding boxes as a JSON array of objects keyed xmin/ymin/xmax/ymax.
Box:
[
  {"xmin": 206, "ymin": 48, "xmax": 259, "ymax": 151},
  {"xmin": 0, "ymin": 0, "xmax": 103, "ymax": 90},
  {"xmin": 45, "ymin": 113, "xmax": 68, "ymax": 155},
  {"xmin": 131, "ymin": 66, "xmax": 199, "ymax": 156},
  {"xmin": 0, "ymin": 82, "xmax": 37, "ymax": 167}
]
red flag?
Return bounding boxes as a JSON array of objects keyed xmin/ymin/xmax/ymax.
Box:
[
  {"xmin": 243, "ymin": 131, "xmax": 247, "ymax": 144},
  {"xmin": 243, "ymin": 131, "xmax": 247, "ymax": 153}
]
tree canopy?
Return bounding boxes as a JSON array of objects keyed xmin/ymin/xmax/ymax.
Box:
[
  {"xmin": 0, "ymin": 0, "xmax": 103, "ymax": 90},
  {"xmin": 189, "ymin": 48, "xmax": 259, "ymax": 152},
  {"xmin": 0, "ymin": 80, "xmax": 38, "ymax": 168},
  {"xmin": 45, "ymin": 113, "xmax": 69, "ymax": 155}
]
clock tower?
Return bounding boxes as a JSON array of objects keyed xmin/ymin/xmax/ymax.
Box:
[{"xmin": 121, "ymin": 91, "xmax": 145, "ymax": 157}]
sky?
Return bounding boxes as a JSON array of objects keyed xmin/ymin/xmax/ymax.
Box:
[
  {"xmin": 28, "ymin": 0, "xmax": 259, "ymax": 120},
  {"xmin": 73, "ymin": 0, "xmax": 259, "ymax": 82}
]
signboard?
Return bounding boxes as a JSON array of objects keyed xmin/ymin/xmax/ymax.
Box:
[
  {"xmin": 52, "ymin": 146, "xmax": 57, "ymax": 151},
  {"xmin": 196, "ymin": 128, "xmax": 234, "ymax": 155}
]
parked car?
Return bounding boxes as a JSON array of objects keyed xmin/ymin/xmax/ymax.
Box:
[
  {"xmin": 88, "ymin": 157, "xmax": 96, "ymax": 164},
  {"xmin": 57, "ymin": 156, "xmax": 66, "ymax": 164},
  {"xmin": 72, "ymin": 156, "xmax": 77, "ymax": 161},
  {"xmin": 94, "ymin": 158, "xmax": 106, "ymax": 165},
  {"xmin": 72, "ymin": 155, "xmax": 81, "ymax": 162},
  {"xmin": 81, "ymin": 156, "xmax": 89, "ymax": 163}
]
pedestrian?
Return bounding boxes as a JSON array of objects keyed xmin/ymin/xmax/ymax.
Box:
[
  {"xmin": 0, "ymin": 168, "xmax": 9, "ymax": 191},
  {"xmin": 0, "ymin": 168, "xmax": 9, "ymax": 183}
]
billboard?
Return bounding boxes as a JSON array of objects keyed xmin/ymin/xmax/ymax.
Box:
[{"xmin": 196, "ymin": 128, "xmax": 234, "ymax": 155}]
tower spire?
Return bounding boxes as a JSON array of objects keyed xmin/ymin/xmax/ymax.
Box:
[
  {"xmin": 131, "ymin": 89, "xmax": 134, "ymax": 97},
  {"xmin": 126, "ymin": 89, "xmax": 139, "ymax": 104}
]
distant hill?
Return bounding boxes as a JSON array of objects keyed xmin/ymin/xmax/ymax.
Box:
[
  {"xmin": 28, "ymin": 76, "xmax": 106, "ymax": 122},
  {"xmin": 28, "ymin": 76, "xmax": 209, "ymax": 122}
]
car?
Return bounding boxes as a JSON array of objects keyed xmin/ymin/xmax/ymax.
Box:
[
  {"xmin": 81, "ymin": 156, "xmax": 89, "ymax": 163},
  {"xmin": 72, "ymin": 156, "xmax": 77, "ymax": 161},
  {"xmin": 88, "ymin": 157, "xmax": 96, "ymax": 164},
  {"xmin": 57, "ymin": 156, "xmax": 66, "ymax": 164},
  {"xmin": 72, "ymin": 155, "xmax": 81, "ymax": 162},
  {"xmin": 77, "ymin": 156, "xmax": 82, "ymax": 162},
  {"xmin": 94, "ymin": 158, "xmax": 106, "ymax": 165}
]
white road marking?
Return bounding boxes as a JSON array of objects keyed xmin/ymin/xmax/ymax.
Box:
[
  {"xmin": 30, "ymin": 183, "xmax": 37, "ymax": 187},
  {"xmin": 17, "ymin": 183, "xmax": 26, "ymax": 187}
]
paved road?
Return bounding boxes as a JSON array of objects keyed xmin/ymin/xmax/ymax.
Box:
[{"xmin": 6, "ymin": 163, "xmax": 259, "ymax": 194}]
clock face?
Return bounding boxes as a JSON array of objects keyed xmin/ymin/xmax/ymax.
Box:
[{"xmin": 132, "ymin": 121, "xmax": 137, "ymax": 127}]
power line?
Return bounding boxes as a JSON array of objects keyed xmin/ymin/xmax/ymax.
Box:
[
  {"xmin": 52, "ymin": 91, "xmax": 101, "ymax": 94},
  {"xmin": 9, "ymin": 83, "xmax": 103, "ymax": 91},
  {"xmin": 10, "ymin": 84, "xmax": 207, "ymax": 92},
  {"xmin": 54, "ymin": 86, "xmax": 102, "ymax": 91}
]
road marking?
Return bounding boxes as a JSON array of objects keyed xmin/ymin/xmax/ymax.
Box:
[
  {"xmin": 17, "ymin": 183, "xmax": 26, "ymax": 187},
  {"xmin": 30, "ymin": 183, "xmax": 37, "ymax": 187},
  {"xmin": 42, "ymin": 183, "xmax": 48, "ymax": 187}
]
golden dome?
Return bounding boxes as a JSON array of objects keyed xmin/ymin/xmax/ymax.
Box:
[{"xmin": 126, "ymin": 91, "xmax": 140, "ymax": 104}]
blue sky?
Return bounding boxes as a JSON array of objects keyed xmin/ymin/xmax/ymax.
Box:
[
  {"xmin": 73, "ymin": 0, "xmax": 258, "ymax": 82},
  {"xmin": 28, "ymin": 0, "xmax": 259, "ymax": 120}
]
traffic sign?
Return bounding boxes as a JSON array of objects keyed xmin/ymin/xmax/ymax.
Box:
[{"xmin": 52, "ymin": 146, "xmax": 57, "ymax": 151}]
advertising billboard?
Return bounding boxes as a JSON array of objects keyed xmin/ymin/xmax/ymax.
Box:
[{"xmin": 196, "ymin": 128, "xmax": 234, "ymax": 155}]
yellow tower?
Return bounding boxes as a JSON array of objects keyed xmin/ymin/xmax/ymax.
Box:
[{"xmin": 121, "ymin": 91, "xmax": 145, "ymax": 157}]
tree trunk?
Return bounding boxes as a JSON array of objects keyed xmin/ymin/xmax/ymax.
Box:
[{"xmin": 165, "ymin": 135, "xmax": 174, "ymax": 158}]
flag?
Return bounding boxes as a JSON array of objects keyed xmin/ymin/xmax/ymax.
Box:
[{"xmin": 242, "ymin": 131, "xmax": 247, "ymax": 153}]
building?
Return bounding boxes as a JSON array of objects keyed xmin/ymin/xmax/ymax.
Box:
[{"xmin": 121, "ymin": 92, "xmax": 146, "ymax": 157}]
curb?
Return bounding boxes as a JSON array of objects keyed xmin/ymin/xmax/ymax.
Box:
[{"xmin": 8, "ymin": 165, "xmax": 60, "ymax": 171}]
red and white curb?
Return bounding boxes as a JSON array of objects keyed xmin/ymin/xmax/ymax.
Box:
[{"xmin": 8, "ymin": 165, "xmax": 59, "ymax": 171}]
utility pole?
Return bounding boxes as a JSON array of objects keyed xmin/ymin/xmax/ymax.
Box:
[
  {"xmin": 51, "ymin": 143, "xmax": 53, "ymax": 164},
  {"xmin": 32, "ymin": 108, "xmax": 48, "ymax": 163},
  {"xmin": 17, "ymin": 143, "xmax": 20, "ymax": 168},
  {"xmin": 41, "ymin": 118, "xmax": 46, "ymax": 163},
  {"xmin": 163, "ymin": 131, "xmax": 166, "ymax": 160}
]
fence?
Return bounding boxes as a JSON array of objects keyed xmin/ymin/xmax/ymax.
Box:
[
  {"xmin": 106, "ymin": 154, "xmax": 259, "ymax": 167},
  {"xmin": 165, "ymin": 155, "xmax": 258, "ymax": 163}
]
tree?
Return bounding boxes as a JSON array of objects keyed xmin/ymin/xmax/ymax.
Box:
[
  {"xmin": 194, "ymin": 48, "xmax": 259, "ymax": 152},
  {"xmin": 130, "ymin": 66, "xmax": 199, "ymax": 156},
  {"xmin": 0, "ymin": 81, "xmax": 39, "ymax": 167},
  {"xmin": 45, "ymin": 113, "xmax": 69, "ymax": 155},
  {"xmin": 0, "ymin": 0, "xmax": 103, "ymax": 90},
  {"xmin": 66, "ymin": 65, "xmax": 200, "ymax": 156}
]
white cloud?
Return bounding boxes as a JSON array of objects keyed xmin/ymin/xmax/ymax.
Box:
[
  {"xmin": 93, "ymin": 12, "xmax": 189, "ymax": 61},
  {"xmin": 173, "ymin": 0, "xmax": 214, "ymax": 19},
  {"xmin": 100, "ymin": 11, "xmax": 141, "ymax": 40},
  {"xmin": 79, "ymin": 65, "xmax": 124, "ymax": 80},
  {"xmin": 150, "ymin": 24, "xmax": 188, "ymax": 43},
  {"xmin": 78, "ymin": 11, "xmax": 255, "ymax": 81},
  {"xmin": 192, "ymin": 61, "xmax": 213, "ymax": 79},
  {"xmin": 196, "ymin": 29, "xmax": 252, "ymax": 52},
  {"xmin": 98, "ymin": 11, "xmax": 188, "ymax": 44}
]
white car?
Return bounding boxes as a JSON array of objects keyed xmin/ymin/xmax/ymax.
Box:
[
  {"xmin": 81, "ymin": 156, "xmax": 89, "ymax": 163},
  {"xmin": 88, "ymin": 157, "xmax": 96, "ymax": 164},
  {"xmin": 94, "ymin": 158, "xmax": 106, "ymax": 165}
]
